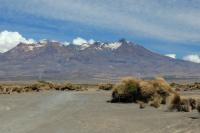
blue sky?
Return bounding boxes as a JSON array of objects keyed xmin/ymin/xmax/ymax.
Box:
[{"xmin": 0, "ymin": 0, "xmax": 200, "ymax": 60}]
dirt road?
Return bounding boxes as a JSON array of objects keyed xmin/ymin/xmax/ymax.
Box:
[{"xmin": 0, "ymin": 91, "xmax": 199, "ymax": 133}]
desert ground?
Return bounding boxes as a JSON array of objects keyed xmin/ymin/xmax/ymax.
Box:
[{"xmin": 0, "ymin": 89, "xmax": 200, "ymax": 133}]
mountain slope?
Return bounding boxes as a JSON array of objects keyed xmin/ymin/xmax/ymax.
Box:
[{"xmin": 0, "ymin": 39, "xmax": 200, "ymax": 82}]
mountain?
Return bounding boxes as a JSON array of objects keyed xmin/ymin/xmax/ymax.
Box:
[{"xmin": 0, "ymin": 39, "xmax": 200, "ymax": 82}]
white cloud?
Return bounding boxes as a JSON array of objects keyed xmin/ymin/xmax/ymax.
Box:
[
  {"xmin": 72, "ymin": 37, "xmax": 96, "ymax": 49},
  {"xmin": 88, "ymin": 39, "xmax": 95, "ymax": 45},
  {"xmin": 0, "ymin": 31, "xmax": 35, "ymax": 53},
  {"xmin": 165, "ymin": 54, "xmax": 176, "ymax": 59},
  {"xmin": 72, "ymin": 37, "xmax": 88, "ymax": 46},
  {"xmin": 63, "ymin": 41, "xmax": 70, "ymax": 46},
  {"xmin": 183, "ymin": 54, "xmax": 200, "ymax": 63},
  {"xmin": 2, "ymin": 0, "xmax": 200, "ymax": 42}
]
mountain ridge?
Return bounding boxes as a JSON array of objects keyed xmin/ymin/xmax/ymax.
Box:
[{"xmin": 0, "ymin": 39, "xmax": 200, "ymax": 82}]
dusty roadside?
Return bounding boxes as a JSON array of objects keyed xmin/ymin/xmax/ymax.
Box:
[{"xmin": 0, "ymin": 90, "xmax": 199, "ymax": 133}]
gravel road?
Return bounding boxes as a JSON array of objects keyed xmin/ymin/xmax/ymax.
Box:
[{"xmin": 0, "ymin": 91, "xmax": 199, "ymax": 133}]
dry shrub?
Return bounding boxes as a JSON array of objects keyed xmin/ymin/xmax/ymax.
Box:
[
  {"xmin": 0, "ymin": 85, "xmax": 5, "ymax": 94},
  {"xmin": 24, "ymin": 84, "xmax": 40, "ymax": 92},
  {"xmin": 111, "ymin": 77, "xmax": 139, "ymax": 103},
  {"xmin": 0, "ymin": 87, "xmax": 9, "ymax": 94},
  {"xmin": 0, "ymin": 86, "xmax": 17, "ymax": 94},
  {"xmin": 167, "ymin": 92, "xmax": 181, "ymax": 111},
  {"xmin": 99, "ymin": 84, "xmax": 113, "ymax": 91},
  {"xmin": 138, "ymin": 77, "xmax": 174, "ymax": 105},
  {"xmin": 11, "ymin": 87, "xmax": 24, "ymax": 93},
  {"xmin": 171, "ymin": 82, "xmax": 200, "ymax": 92},
  {"xmin": 138, "ymin": 80, "xmax": 155, "ymax": 102},
  {"xmin": 197, "ymin": 102, "xmax": 200, "ymax": 113},
  {"xmin": 56, "ymin": 83, "xmax": 83, "ymax": 91},
  {"xmin": 177, "ymin": 98, "xmax": 192, "ymax": 112},
  {"xmin": 150, "ymin": 100, "xmax": 160, "ymax": 108},
  {"xmin": 29, "ymin": 81, "xmax": 81, "ymax": 91},
  {"xmin": 0, "ymin": 85, "xmax": 2, "ymax": 91},
  {"xmin": 0, "ymin": 81, "xmax": 85, "ymax": 94},
  {"xmin": 138, "ymin": 101, "xmax": 146, "ymax": 109},
  {"xmin": 23, "ymin": 81, "xmax": 55, "ymax": 92},
  {"xmin": 168, "ymin": 96, "xmax": 199, "ymax": 112},
  {"xmin": 189, "ymin": 98, "xmax": 197, "ymax": 110},
  {"xmin": 175, "ymin": 88, "xmax": 181, "ymax": 91},
  {"xmin": 111, "ymin": 76, "xmax": 176, "ymax": 107},
  {"xmin": 149, "ymin": 94, "xmax": 162, "ymax": 108}
]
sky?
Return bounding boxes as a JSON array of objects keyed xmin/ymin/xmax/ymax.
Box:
[{"xmin": 0, "ymin": 0, "xmax": 200, "ymax": 62}]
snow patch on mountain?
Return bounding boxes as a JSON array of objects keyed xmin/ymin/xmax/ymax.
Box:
[
  {"xmin": 22, "ymin": 43, "xmax": 46, "ymax": 52},
  {"xmin": 39, "ymin": 39, "xmax": 49, "ymax": 44},
  {"xmin": 88, "ymin": 39, "xmax": 95, "ymax": 45},
  {"xmin": 104, "ymin": 42, "xmax": 122, "ymax": 50},
  {"xmin": 72, "ymin": 37, "xmax": 96, "ymax": 50}
]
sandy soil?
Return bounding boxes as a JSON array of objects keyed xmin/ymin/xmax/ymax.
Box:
[{"xmin": 0, "ymin": 90, "xmax": 199, "ymax": 133}]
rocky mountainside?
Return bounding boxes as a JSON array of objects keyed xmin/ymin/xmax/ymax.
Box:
[{"xmin": 0, "ymin": 39, "xmax": 200, "ymax": 82}]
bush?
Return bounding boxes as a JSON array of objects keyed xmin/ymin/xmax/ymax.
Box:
[
  {"xmin": 111, "ymin": 77, "xmax": 139, "ymax": 103},
  {"xmin": 0, "ymin": 85, "xmax": 3, "ymax": 94},
  {"xmin": 112, "ymin": 78, "xmax": 174, "ymax": 107},
  {"xmin": 150, "ymin": 100, "xmax": 160, "ymax": 108},
  {"xmin": 22, "ymin": 81, "xmax": 54, "ymax": 92},
  {"xmin": 189, "ymin": 98, "xmax": 197, "ymax": 110},
  {"xmin": 168, "ymin": 96, "xmax": 199, "ymax": 112},
  {"xmin": 197, "ymin": 104, "xmax": 200, "ymax": 113},
  {"xmin": 177, "ymin": 98, "xmax": 192, "ymax": 112},
  {"xmin": 99, "ymin": 84, "xmax": 113, "ymax": 91},
  {"xmin": 168, "ymin": 93, "xmax": 181, "ymax": 111},
  {"xmin": 137, "ymin": 80, "xmax": 156, "ymax": 103},
  {"xmin": 57, "ymin": 83, "xmax": 82, "ymax": 91},
  {"xmin": 111, "ymin": 76, "xmax": 179, "ymax": 109},
  {"xmin": 138, "ymin": 101, "xmax": 146, "ymax": 109},
  {"xmin": 0, "ymin": 81, "xmax": 85, "ymax": 94},
  {"xmin": 149, "ymin": 94, "xmax": 162, "ymax": 108}
]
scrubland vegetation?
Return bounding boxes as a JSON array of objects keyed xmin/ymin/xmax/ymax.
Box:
[
  {"xmin": 171, "ymin": 82, "xmax": 200, "ymax": 91},
  {"xmin": 110, "ymin": 77, "xmax": 200, "ymax": 113},
  {"xmin": 0, "ymin": 81, "xmax": 86, "ymax": 94},
  {"xmin": 98, "ymin": 83, "xmax": 113, "ymax": 90},
  {"xmin": 0, "ymin": 77, "xmax": 200, "ymax": 114}
]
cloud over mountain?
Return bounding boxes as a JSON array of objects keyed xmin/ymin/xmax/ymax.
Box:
[
  {"xmin": 0, "ymin": 31, "xmax": 35, "ymax": 53},
  {"xmin": 183, "ymin": 54, "xmax": 200, "ymax": 63},
  {"xmin": 165, "ymin": 54, "xmax": 176, "ymax": 59}
]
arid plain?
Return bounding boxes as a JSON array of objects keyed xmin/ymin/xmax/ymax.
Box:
[{"xmin": 0, "ymin": 82, "xmax": 200, "ymax": 133}]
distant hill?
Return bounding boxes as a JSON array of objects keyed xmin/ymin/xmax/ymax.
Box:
[{"xmin": 0, "ymin": 39, "xmax": 200, "ymax": 82}]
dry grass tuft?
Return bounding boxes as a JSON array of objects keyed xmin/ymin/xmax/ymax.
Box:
[
  {"xmin": 0, "ymin": 81, "xmax": 85, "ymax": 94},
  {"xmin": 167, "ymin": 92, "xmax": 181, "ymax": 110},
  {"xmin": 59, "ymin": 83, "xmax": 83, "ymax": 91},
  {"xmin": 177, "ymin": 98, "xmax": 192, "ymax": 112},
  {"xmin": 195, "ymin": 99, "xmax": 200, "ymax": 113},
  {"xmin": 138, "ymin": 101, "xmax": 146, "ymax": 109},
  {"xmin": 149, "ymin": 94, "xmax": 162, "ymax": 108},
  {"xmin": 170, "ymin": 82, "xmax": 200, "ymax": 91},
  {"xmin": 168, "ymin": 96, "xmax": 200, "ymax": 112},
  {"xmin": 99, "ymin": 84, "xmax": 113, "ymax": 91},
  {"xmin": 111, "ymin": 77, "xmax": 139, "ymax": 103},
  {"xmin": 111, "ymin": 76, "xmax": 176, "ymax": 108}
]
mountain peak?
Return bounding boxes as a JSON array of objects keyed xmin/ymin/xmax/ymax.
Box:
[
  {"xmin": 118, "ymin": 38, "xmax": 128, "ymax": 43},
  {"xmin": 39, "ymin": 39, "xmax": 49, "ymax": 44},
  {"xmin": 1, "ymin": 38, "xmax": 200, "ymax": 81}
]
